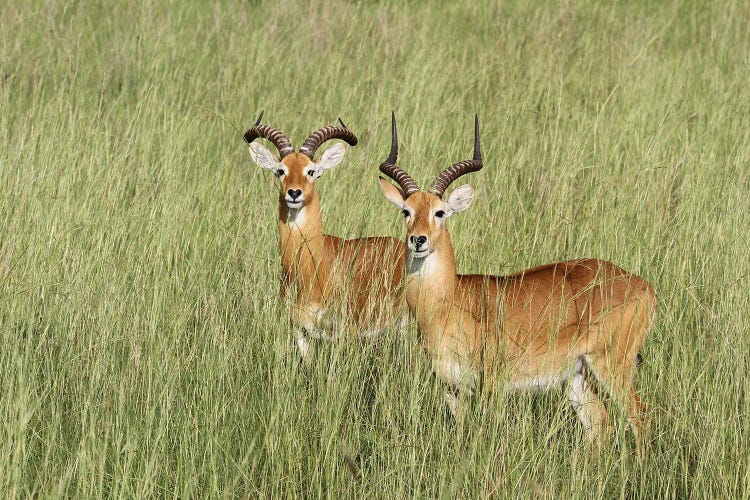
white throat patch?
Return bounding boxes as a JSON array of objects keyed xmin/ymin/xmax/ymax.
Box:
[
  {"xmin": 407, "ymin": 250, "xmax": 440, "ymax": 276},
  {"xmin": 286, "ymin": 206, "xmax": 307, "ymax": 226}
]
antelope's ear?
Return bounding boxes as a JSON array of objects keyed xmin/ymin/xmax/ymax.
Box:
[
  {"xmin": 249, "ymin": 142, "xmax": 280, "ymax": 171},
  {"xmin": 378, "ymin": 177, "xmax": 405, "ymax": 208},
  {"xmin": 314, "ymin": 143, "xmax": 346, "ymax": 172},
  {"xmin": 445, "ymin": 184, "xmax": 474, "ymax": 214}
]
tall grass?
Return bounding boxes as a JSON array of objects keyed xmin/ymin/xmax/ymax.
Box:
[{"xmin": 1, "ymin": 0, "xmax": 748, "ymax": 496}]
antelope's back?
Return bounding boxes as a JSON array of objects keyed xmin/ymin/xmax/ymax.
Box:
[
  {"xmin": 456, "ymin": 259, "xmax": 654, "ymax": 345},
  {"xmin": 337, "ymin": 236, "xmax": 407, "ymax": 327}
]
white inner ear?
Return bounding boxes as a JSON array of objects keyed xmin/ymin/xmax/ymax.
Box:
[
  {"xmin": 249, "ymin": 142, "xmax": 281, "ymax": 171},
  {"xmin": 378, "ymin": 177, "xmax": 406, "ymax": 209},
  {"xmin": 314, "ymin": 143, "xmax": 346, "ymax": 173},
  {"xmin": 445, "ymin": 184, "xmax": 474, "ymax": 214}
]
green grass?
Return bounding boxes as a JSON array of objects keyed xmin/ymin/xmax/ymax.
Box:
[{"xmin": 2, "ymin": 0, "xmax": 749, "ymax": 496}]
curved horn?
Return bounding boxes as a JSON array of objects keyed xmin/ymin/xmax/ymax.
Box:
[
  {"xmin": 430, "ymin": 114, "xmax": 483, "ymax": 198},
  {"xmin": 243, "ymin": 111, "xmax": 295, "ymax": 158},
  {"xmin": 379, "ymin": 112, "xmax": 419, "ymax": 197},
  {"xmin": 298, "ymin": 118, "xmax": 358, "ymax": 160}
]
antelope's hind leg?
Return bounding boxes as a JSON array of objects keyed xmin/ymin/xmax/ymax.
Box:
[
  {"xmin": 568, "ymin": 358, "xmax": 608, "ymax": 445},
  {"xmin": 587, "ymin": 354, "xmax": 648, "ymax": 458},
  {"xmin": 585, "ymin": 294, "xmax": 653, "ymax": 460}
]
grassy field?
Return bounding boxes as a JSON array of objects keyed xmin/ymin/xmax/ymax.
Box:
[{"xmin": 2, "ymin": 0, "xmax": 749, "ymax": 496}]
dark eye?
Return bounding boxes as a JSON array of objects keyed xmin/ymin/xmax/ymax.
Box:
[
  {"xmin": 275, "ymin": 169, "xmax": 284, "ymax": 177},
  {"xmin": 402, "ymin": 209, "xmax": 410, "ymax": 218},
  {"xmin": 434, "ymin": 210, "xmax": 445, "ymax": 218},
  {"xmin": 307, "ymin": 170, "xmax": 315, "ymax": 176}
]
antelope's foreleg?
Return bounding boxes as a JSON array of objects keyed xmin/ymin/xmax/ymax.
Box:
[
  {"xmin": 294, "ymin": 328, "xmax": 314, "ymax": 366},
  {"xmin": 291, "ymin": 303, "xmax": 328, "ymax": 366}
]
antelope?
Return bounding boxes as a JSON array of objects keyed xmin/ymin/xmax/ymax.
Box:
[
  {"xmin": 377, "ymin": 113, "xmax": 655, "ymax": 454},
  {"xmin": 244, "ymin": 113, "xmax": 406, "ymax": 364}
]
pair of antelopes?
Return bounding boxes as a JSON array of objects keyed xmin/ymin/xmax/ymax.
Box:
[{"xmin": 245, "ymin": 112, "xmax": 655, "ymax": 456}]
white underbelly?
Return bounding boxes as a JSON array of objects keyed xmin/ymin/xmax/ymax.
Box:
[
  {"xmin": 358, "ymin": 316, "xmax": 410, "ymax": 340},
  {"xmin": 506, "ymin": 366, "xmax": 575, "ymax": 393}
]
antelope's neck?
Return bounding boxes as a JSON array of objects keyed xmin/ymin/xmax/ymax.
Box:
[
  {"xmin": 278, "ymin": 192, "xmax": 325, "ymax": 275},
  {"xmin": 405, "ymin": 234, "xmax": 458, "ymax": 318}
]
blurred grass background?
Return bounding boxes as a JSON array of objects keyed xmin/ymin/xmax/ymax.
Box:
[{"xmin": 1, "ymin": 0, "xmax": 748, "ymax": 496}]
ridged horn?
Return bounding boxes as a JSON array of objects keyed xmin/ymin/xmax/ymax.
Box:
[
  {"xmin": 379, "ymin": 112, "xmax": 419, "ymax": 197},
  {"xmin": 298, "ymin": 118, "xmax": 358, "ymax": 160},
  {"xmin": 430, "ymin": 114, "xmax": 483, "ymax": 198},
  {"xmin": 243, "ymin": 111, "xmax": 295, "ymax": 158}
]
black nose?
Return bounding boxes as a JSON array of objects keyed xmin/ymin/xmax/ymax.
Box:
[
  {"xmin": 410, "ymin": 235, "xmax": 428, "ymax": 247},
  {"xmin": 287, "ymin": 189, "xmax": 302, "ymax": 200}
]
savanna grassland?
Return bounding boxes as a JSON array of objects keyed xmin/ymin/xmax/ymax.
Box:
[{"xmin": 1, "ymin": 0, "xmax": 749, "ymax": 497}]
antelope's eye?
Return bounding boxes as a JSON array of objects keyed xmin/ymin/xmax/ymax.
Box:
[
  {"xmin": 307, "ymin": 170, "xmax": 315, "ymax": 176},
  {"xmin": 402, "ymin": 209, "xmax": 410, "ymax": 218},
  {"xmin": 275, "ymin": 169, "xmax": 284, "ymax": 177},
  {"xmin": 434, "ymin": 210, "xmax": 445, "ymax": 218}
]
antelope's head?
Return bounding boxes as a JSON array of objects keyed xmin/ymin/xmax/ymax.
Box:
[
  {"xmin": 244, "ymin": 112, "xmax": 358, "ymax": 210},
  {"xmin": 378, "ymin": 113, "xmax": 482, "ymax": 259}
]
